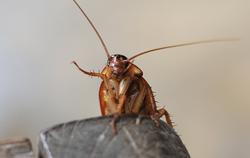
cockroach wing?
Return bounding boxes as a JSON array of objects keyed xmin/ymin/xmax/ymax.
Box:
[{"xmin": 99, "ymin": 81, "xmax": 107, "ymax": 116}]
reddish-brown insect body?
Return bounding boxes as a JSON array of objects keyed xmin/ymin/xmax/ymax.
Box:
[
  {"xmin": 71, "ymin": 0, "xmax": 236, "ymax": 131},
  {"xmin": 97, "ymin": 54, "xmax": 173, "ymax": 127},
  {"xmin": 73, "ymin": 53, "xmax": 173, "ymax": 127},
  {"xmin": 71, "ymin": 0, "xmax": 173, "ymax": 127}
]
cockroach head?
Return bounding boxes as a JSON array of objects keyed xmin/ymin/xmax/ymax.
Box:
[{"xmin": 107, "ymin": 54, "xmax": 129, "ymax": 75}]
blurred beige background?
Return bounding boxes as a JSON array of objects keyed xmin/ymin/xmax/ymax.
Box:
[{"xmin": 0, "ymin": 0, "xmax": 249, "ymax": 157}]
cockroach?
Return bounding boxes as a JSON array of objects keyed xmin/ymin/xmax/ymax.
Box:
[{"xmin": 71, "ymin": 0, "xmax": 236, "ymax": 133}]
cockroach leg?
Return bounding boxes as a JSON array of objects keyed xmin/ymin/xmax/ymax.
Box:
[
  {"xmin": 72, "ymin": 61, "xmax": 105, "ymax": 78},
  {"xmin": 110, "ymin": 95, "xmax": 126, "ymax": 135},
  {"xmin": 135, "ymin": 114, "xmax": 144, "ymax": 125},
  {"xmin": 158, "ymin": 108, "xmax": 173, "ymax": 127},
  {"xmin": 151, "ymin": 108, "xmax": 173, "ymax": 127},
  {"xmin": 110, "ymin": 113, "xmax": 120, "ymax": 135}
]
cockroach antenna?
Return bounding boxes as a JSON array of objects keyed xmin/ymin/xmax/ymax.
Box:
[
  {"xmin": 72, "ymin": 0, "xmax": 111, "ymax": 58},
  {"xmin": 129, "ymin": 38, "xmax": 239, "ymax": 61}
]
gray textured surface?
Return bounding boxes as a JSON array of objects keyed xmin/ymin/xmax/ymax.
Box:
[
  {"xmin": 0, "ymin": 137, "xmax": 34, "ymax": 158},
  {"xmin": 39, "ymin": 115, "xmax": 190, "ymax": 158}
]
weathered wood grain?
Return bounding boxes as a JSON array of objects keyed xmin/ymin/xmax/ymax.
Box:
[
  {"xmin": 0, "ymin": 137, "xmax": 34, "ymax": 158},
  {"xmin": 39, "ymin": 115, "xmax": 190, "ymax": 158}
]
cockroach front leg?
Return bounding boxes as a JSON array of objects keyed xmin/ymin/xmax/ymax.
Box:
[
  {"xmin": 72, "ymin": 61, "xmax": 104, "ymax": 78},
  {"xmin": 72, "ymin": 61, "xmax": 111, "ymax": 92}
]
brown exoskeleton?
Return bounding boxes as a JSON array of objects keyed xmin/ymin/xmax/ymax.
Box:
[{"xmin": 71, "ymin": 0, "xmax": 236, "ymax": 133}]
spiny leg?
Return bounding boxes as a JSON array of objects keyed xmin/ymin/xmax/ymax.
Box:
[
  {"xmin": 110, "ymin": 113, "xmax": 120, "ymax": 135},
  {"xmin": 72, "ymin": 61, "xmax": 105, "ymax": 78},
  {"xmin": 110, "ymin": 95, "xmax": 127, "ymax": 135},
  {"xmin": 72, "ymin": 60, "xmax": 111, "ymax": 90},
  {"xmin": 72, "ymin": 61, "xmax": 125, "ymax": 133},
  {"xmin": 158, "ymin": 108, "xmax": 173, "ymax": 127},
  {"xmin": 151, "ymin": 108, "xmax": 173, "ymax": 127}
]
